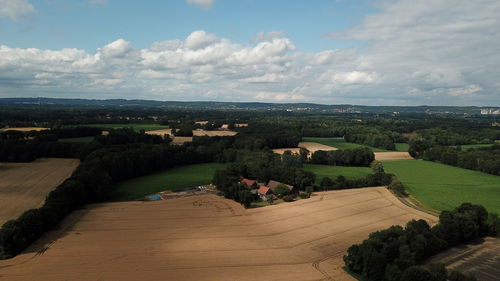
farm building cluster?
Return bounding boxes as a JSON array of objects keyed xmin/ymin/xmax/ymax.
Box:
[{"xmin": 240, "ymin": 178, "xmax": 297, "ymax": 200}]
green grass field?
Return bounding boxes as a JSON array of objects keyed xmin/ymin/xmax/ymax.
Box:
[
  {"xmin": 303, "ymin": 137, "xmax": 389, "ymax": 152},
  {"xmin": 303, "ymin": 164, "xmax": 373, "ymax": 185},
  {"xmin": 59, "ymin": 136, "xmax": 95, "ymax": 143},
  {"xmin": 395, "ymin": 143, "xmax": 409, "ymax": 152},
  {"xmin": 383, "ymin": 160, "xmax": 500, "ymax": 214},
  {"xmin": 112, "ymin": 163, "xmax": 226, "ymax": 201},
  {"xmin": 81, "ymin": 123, "xmax": 169, "ymax": 132}
]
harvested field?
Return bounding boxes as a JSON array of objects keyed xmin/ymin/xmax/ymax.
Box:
[
  {"xmin": 0, "ymin": 187, "xmax": 437, "ymax": 281},
  {"xmin": 272, "ymin": 141, "xmax": 337, "ymax": 155},
  {"xmin": 192, "ymin": 130, "xmax": 237, "ymax": 136},
  {"xmin": 2, "ymin": 127, "xmax": 49, "ymax": 132},
  {"xmin": 272, "ymin": 147, "xmax": 301, "ymax": 155},
  {"xmin": 0, "ymin": 158, "xmax": 79, "ymax": 226},
  {"xmin": 374, "ymin": 151, "xmax": 414, "ymax": 161},
  {"xmin": 171, "ymin": 136, "xmax": 193, "ymax": 145},
  {"xmin": 424, "ymin": 237, "xmax": 500, "ymax": 281},
  {"xmin": 144, "ymin": 129, "xmax": 172, "ymax": 136},
  {"xmin": 299, "ymin": 141, "xmax": 337, "ymax": 153}
]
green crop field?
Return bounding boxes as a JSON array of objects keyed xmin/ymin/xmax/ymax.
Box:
[
  {"xmin": 383, "ymin": 160, "xmax": 500, "ymax": 214},
  {"xmin": 81, "ymin": 123, "xmax": 169, "ymax": 132},
  {"xmin": 395, "ymin": 143, "xmax": 409, "ymax": 152},
  {"xmin": 303, "ymin": 137, "xmax": 389, "ymax": 152},
  {"xmin": 59, "ymin": 136, "xmax": 95, "ymax": 143},
  {"xmin": 112, "ymin": 163, "xmax": 226, "ymax": 201},
  {"xmin": 303, "ymin": 164, "xmax": 373, "ymax": 185}
]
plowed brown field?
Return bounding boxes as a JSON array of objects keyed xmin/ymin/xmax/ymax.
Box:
[
  {"xmin": 0, "ymin": 158, "xmax": 80, "ymax": 226},
  {"xmin": 0, "ymin": 187, "xmax": 436, "ymax": 281}
]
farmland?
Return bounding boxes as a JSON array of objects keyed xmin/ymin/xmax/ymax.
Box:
[
  {"xmin": 424, "ymin": 237, "xmax": 500, "ymax": 281},
  {"xmin": 0, "ymin": 158, "xmax": 79, "ymax": 226},
  {"xmin": 303, "ymin": 164, "xmax": 372, "ymax": 185},
  {"xmin": 0, "ymin": 187, "xmax": 437, "ymax": 281},
  {"xmin": 112, "ymin": 163, "xmax": 226, "ymax": 201},
  {"xmin": 302, "ymin": 137, "xmax": 389, "ymax": 152},
  {"xmin": 383, "ymin": 160, "xmax": 500, "ymax": 213}
]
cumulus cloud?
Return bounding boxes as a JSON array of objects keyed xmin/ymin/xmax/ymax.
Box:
[
  {"xmin": 1, "ymin": 0, "xmax": 499, "ymax": 105},
  {"xmin": 0, "ymin": 0, "xmax": 35, "ymax": 21},
  {"xmin": 186, "ymin": 0, "xmax": 215, "ymax": 10}
]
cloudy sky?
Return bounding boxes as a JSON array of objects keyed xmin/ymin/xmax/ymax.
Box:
[{"xmin": 0, "ymin": 0, "xmax": 499, "ymax": 105}]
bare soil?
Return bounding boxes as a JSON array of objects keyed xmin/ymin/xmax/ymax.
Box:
[
  {"xmin": 374, "ymin": 152, "xmax": 414, "ymax": 161},
  {"xmin": 424, "ymin": 237, "xmax": 500, "ymax": 281},
  {"xmin": 0, "ymin": 158, "xmax": 80, "ymax": 226},
  {"xmin": 0, "ymin": 187, "xmax": 436, "ymax": 281}
]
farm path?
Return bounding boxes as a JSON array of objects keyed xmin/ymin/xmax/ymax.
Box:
[{"xmin": 0, "ymin": 187, "xmax": 436, "ymax": 281}]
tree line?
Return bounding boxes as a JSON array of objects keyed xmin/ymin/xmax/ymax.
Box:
[
  {"xmin": 310, "ymin": 147, "xmax": 375, "ymax": 166},
  {"xmin": 409, "ymin": 138, "xmax": 500, "ymax": 176},
  {"xmin": 344, "ymin": 203, "xmax": 500, "ymax": 281}
]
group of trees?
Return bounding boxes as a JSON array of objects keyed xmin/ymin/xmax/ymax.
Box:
[
  {"xmin": 344, "ymin": 130, "xmax": 396, "ymax": 150},
  {"xmin": 318, "ymin": 160, "xmax": 395, "ymax": 191},
  {"xmin": 310, "ymin": 147, "xmax": 375, "ymax": 166},
  {"xmin": 212, "ymin": 150, "xmax": 315, "ymax": 206},
  {"xmin": 344, "ymin": 203, "xmax": 499, "ymax": 281},
  {"xmin": 409, "ymin": 138, "xmax": 500, "ymax": 176}
]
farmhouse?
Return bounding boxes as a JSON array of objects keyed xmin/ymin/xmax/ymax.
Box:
[
  {"xmin": 240, "ymin": 178, "xmax": 258, "ymax": 189},
  {"xmin": 257, "ymin": 185, "xmax": 273, "ymax": 200}
]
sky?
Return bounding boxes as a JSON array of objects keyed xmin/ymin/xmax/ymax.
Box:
[{"xmin": 0, "ymin": 0, "xmax": 499, "ymax": 106}]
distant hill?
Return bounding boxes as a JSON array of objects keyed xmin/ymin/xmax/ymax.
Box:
[{"xmin": 0, "ymin": 97, "xmax": 497, "ymax": 115}]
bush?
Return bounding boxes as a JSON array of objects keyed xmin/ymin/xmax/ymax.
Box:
[{"xmin": 283, "ymin": 195, "xmax": 295, "ymax": 202}]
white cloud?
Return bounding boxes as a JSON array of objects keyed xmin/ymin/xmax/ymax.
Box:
[
  {"xmin": 186, "ymin": 0, "xmax": 215, "ymax": 10},
  {"xmin": 0, "ymin": 0, "xmax": 35, "ymax": 21},
  {"xmin": 185, "ymin": 30, "xmax": 219, "ymax": 50},
  {"xmin": 332, "ymin": 71, "xmax": 377, "ymax": 85},
  {"xmin": 1, "ymin": 0, "xmax": 500, "ymax": 106}
]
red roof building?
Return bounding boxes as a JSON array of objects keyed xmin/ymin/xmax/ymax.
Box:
[
  {"xmin": 257, "ymin": 186, "xmax": 272, "ymax": 196},
  {"xmin": 240, "ymin": 178, "xmax": 257, "ymax": 188}
]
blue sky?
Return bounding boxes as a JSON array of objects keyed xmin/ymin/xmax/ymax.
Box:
[
  {"xmin": 0, "ymin": 0, "xmax": 499, "ymax": 106},
  {"xmin": 1, "ymin": 0, "xmax": 371, "ymax": 52}
]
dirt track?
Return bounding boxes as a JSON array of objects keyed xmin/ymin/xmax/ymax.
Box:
[
  {"xmin": 0, "ymin": 187, "xmax": 436, "ymax": 281},
  {"xmin": 0, "ymin": 158, "xmax": 80, "ymax": 226},
  {"xmin": 374, "ymin": 152, "xmax": 414, "ymax": 161}
]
